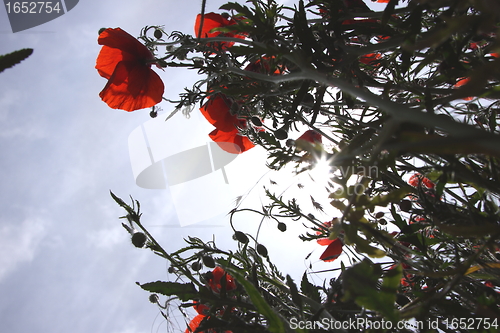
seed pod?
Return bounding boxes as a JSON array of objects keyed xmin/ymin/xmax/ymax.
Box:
[
  {"xmin": 234, "ymin": 231, "xmax": 249, "ymax": 244},
  {"xmin": 256, "ymin": 244, "xmax": 268, "ymax": 257},
  {"xmin": 131, "ymin": 232, "xmax": 147, "ymax": 248},
  {"xmin": 277, "ymin": 222, "xmax": 287, "ymax": 232},
  {"xmin": 202, "ymin": 256, "xmax": 216, "ymax": 268},
  {"xmin": 154, "ymin": 29, "xmax": 163, "ymax": 39}
]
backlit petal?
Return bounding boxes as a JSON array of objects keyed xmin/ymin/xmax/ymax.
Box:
[
  {"xmin": 320, "ymin": 238, "xmax": 343, "ymax": 262},
  {"xmin": 99, "ymin": 61, "xmax": 164, "ymax": 111},
  {"xmin": 209, "ymin": 128, "xmax": 255, "ymax": 154}
]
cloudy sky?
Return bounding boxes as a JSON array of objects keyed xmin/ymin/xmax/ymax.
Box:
[{"xmin": 0, "ymin": 1, "xmax": 386, "ymax": 332}]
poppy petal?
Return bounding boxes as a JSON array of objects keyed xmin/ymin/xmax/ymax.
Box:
[
  {"xmin": 200, "ymin": 94, "xmax": 238, "ymax": 132},
  {"xmin": 96, "ymin": 28, "xmax": 155, "ymax": 78},
  {"xmin": 97, "ymin": 28, "xmax": 154, "ymax": 61},
  {"xmin": 297, "ymin": 130, "xmax": 322, "ymax": 143},
  {"xmin": 209, "ymin": 128, "xmax": 255, "ymax": 154},
  {"xmin": 195, "ymin": 13, "xmax": 234, "ymax": 38},
  {"xmin": 320, "ymin": 238, "xmax": 343, "ymax": 262},
  {"xmin": 185, "ymin": 314, "xmax": 205, "ymax": 333},
  {"xmin": 317, "ymin": 238, "xmax": 334, "ymax": 246},
  {"xmin": 99, "ymin": 61, "xmax": 164, "ymax": 111}
]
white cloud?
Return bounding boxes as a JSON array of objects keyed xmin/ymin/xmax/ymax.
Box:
[{"xmin": 0, "ymin": 216, "xmax": 48, "ymax": 281}]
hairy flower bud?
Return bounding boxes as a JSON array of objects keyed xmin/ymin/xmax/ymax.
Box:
[
  {"xmin": 202, "ymin": 256, "xmax": 216, "ymax": 268},
  {"xmin": 131, "ymin": 232, "xmax": 147, "ymax": 248},
  {"xmin": 154, "ymin": 29, "xmax": 163, "ymax": 39},
  {"xmin": 277, "ymin": 222, "xmax": 287, "ymax": 232},
  {"xmin": 149, "ymin": 294, "xmax": 159, "ymax": 304},
  {"xmin": 233, "ymin": 231, "xmax": 249, "ymax": 244},
  {"xmin": 251, "ymin": 117, "xmax": 263, "ymax": 127},
  {"xmin": 274, "ymin": 128, "xmax": 288, "ymax": 140},
  {"xmin": 256, "ymin": 244, "xmax": 268, "ymax": 257}
]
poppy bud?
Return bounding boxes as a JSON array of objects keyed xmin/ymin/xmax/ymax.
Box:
[
  {"xmin": 274, "ymin": 128, "xmax": 288, "ymax": 140},
  {"xmin": 191, "ymin": 262, "xmax": 202, "ymax": 271},
  {"xmin": 375, "ymin": 212, "xmax": 385, "ymax": 219},
  {"xmin": 286, "ymin": 139, "xmax": 295, "ymax": 147},
  {"xmin": 379, "ymin": 218, "xmax": 387, "ymax": 225},
  {"xmin": 150, "ymin": 109, "xmax": 157, "ymax": 118},
  {"xmin": 233, "ymin": 231, "xmax": 249, "ymax": 244},
  {"xmin": 131, "ymin": 232, "xmax": 147, "ymax": 248},
  {"xmin": 399, "ymin": 199, "xmax": 412, "ymax": 212},
  {"xmin": 154, "ymin": 29, "xmax": 163, "ymax": 39},
  {"xmin": 251, "ymin": 117, "xmax": 263, "ymax": 127},
  {"xmin": 256, "ymin": 244, "xmax": 268, "ymax": 257},
  {"xmin": 193, "ymin": 59, "xmax": 204, "ymax": 67},
  {"xmin": 168, "ymin": 266, "xmax": 175, "ymax": 274},
  {"xmin": 277, "ymin": 222, "xmax": 287, "ymax": 232},
  {"xmin": 149, "ymin": 294, "xmax": 159, "ymax": 304},
  {"xmin": 202, "ymin": 256, "xmax": 216, "ymax": 268}
]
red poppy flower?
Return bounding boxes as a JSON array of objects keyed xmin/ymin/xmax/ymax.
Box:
[
  {"xmin": 185, "ymin": 314, "xmax": 205, "ymax": 333},
  {"xmin": 316, "ymin": 220, "xmax": 343, "ymax": 262},
  {"xmin": 200, "ymin": 94, "xmax": 255, "ymax": 154},
  {"xmin": 408, "ymin": 173, "xmax": 435, "ymax": 189},
  {"xmin": 195, "ymin": 12, "xmax": 246, "ymax": 49},
  {"xmin": 320, "ymin": 238, "xmax": 343, "ymax": 262},
  {"xmin": 96, "ymin": 28, "xmax": 164, "ymax": 111},
  {"xmin": 185, "ymin": 314, "xmax": 233, "ymax": 333},
  {"xmin": 454, "ymin": 77, "xmax": 473, "ymax": 101},
  {"xmin": 360, "ymin": 53, "xmax": 382, "ymax": 65},
  {"xmin": 244, "ymin": 57, "xmax": 284, "ymax": 75},
  {"xmin": 316, "ymin": 220, "xmax": 334, "ymax": 246},
  {"xmin": 193, "ymin": 302, "xmax": 210, "ymax": 315},
  {"xmin": 209, "ymin": 127, "xmax": 255, "ymax": 154},
  {"xmin": 207, "ymin": 267, "xmax": 236, "ymax": 293},
  {"xmin": 297, "ymin": 130, "xmax": 322, "ymax": 144}
]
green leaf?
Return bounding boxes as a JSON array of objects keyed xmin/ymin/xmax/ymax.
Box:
[
  {"xmin": 342, "ymin": 260, "xmax": 398, "ymax": 322},
  {"xmin": 352, "ymin": 235, "xmax": 386, "ymax": 259},
  {"xmin": 137, "ymin": 281, "xmax": 198, "ymax": 301},
  {"xmin": 0, "ymin": 48, "xmax": 33, "ymax": 73},
  {"xmin": 286, "ymin": 275, "xmax": 302, "ymax": 312},
  {"xmin": 367, "ymin": 187, "xmax": 411, "ymax": 208},
  {"xmin": 390, "ymin": 204, "xmax": 406, "ymax": 231},
  {"xmin": 300, "ymin": 272, "xmax": 321, "ymax": 303},
  {"xmin": 227, "ymin": 269, "xmax": 287, "ymax": 333}
]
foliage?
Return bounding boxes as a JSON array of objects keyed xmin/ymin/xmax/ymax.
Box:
[
  {"xmin": 108, "ymin": 0, "xmax": 500, "ymax": 331},
  {"xmin": 0, "ymin": 48, "xmax": 33, "ymax": 73}
]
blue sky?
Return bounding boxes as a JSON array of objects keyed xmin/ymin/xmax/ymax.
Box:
[{"xmin": 0, "ymin": 1, "xmax": 387, "ymax": 332}]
